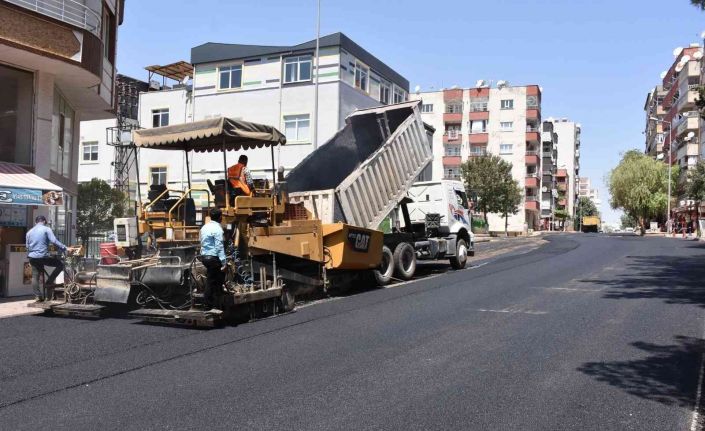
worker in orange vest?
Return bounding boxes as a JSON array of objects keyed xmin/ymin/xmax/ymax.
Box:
[{"xmin": 227, "ymin": 154, "xmax": 254, "ymax": 198}]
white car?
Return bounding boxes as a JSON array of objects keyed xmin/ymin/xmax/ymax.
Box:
[{"xmin": 625, "ymin": 227, "xmax": 635, "ymax": 233}]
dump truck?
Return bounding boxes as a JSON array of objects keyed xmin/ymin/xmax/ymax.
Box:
[
  {"xmin": 288, "ymin": 102, "xmax": 474, "ymax": 285},
  {"xmin": 581, "ymin": 215, "xmax": 600, "ymax": 233}
]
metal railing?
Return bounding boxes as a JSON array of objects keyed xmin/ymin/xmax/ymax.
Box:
[
  {"xmin": 6, "ymin": 0, "xmax": 102, "ymax": 36},
  {"xmin": 525, "ymin": 150, "xmax": 539, "ymax": 156},
  {"xmin": 526, "ymin": 126, "xmax": 540, "ymax": 132}
]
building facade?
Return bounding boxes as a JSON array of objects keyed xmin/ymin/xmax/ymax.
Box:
[
  {"xmin": 78, "ymin": 32, "xmax": 410, "ymax": 203},
  {"xmin": 578, "ymin": 177, "xmax": 601, "ymax": 208},
  {"xmin": 410, "ymin": 83, "xmax": 544, "ymax": 233},
  {"xmin": 0, "ymin": 0, "xmax": 123, "ymax": 295},
  {"xmin": 551, "ymin": 118, "xmax": 581, "ymax": 227}
]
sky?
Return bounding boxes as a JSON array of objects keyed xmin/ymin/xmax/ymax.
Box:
[{"xmin": 116, "ymin": 0, "xmax": 705, "ymax": 224}]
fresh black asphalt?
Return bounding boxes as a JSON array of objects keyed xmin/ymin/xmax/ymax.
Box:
[{"xmin": 1, "ymin": 234, "xmax": 704, "ymax": 430}]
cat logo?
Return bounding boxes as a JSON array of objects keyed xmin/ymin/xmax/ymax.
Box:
[{"xmin": 347, "ymin": 229, "xmax": 371, "ymax": 252}]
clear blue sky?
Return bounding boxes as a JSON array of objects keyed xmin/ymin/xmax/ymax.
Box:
[{"xmin": 117, "ymin": 0, "xmax": 705, "ymax": 224}]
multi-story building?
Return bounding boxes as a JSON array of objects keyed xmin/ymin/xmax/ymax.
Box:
[
  {"xmin": 411, "ymin": 82, "xmax": 543, "ymax": 233},
  {"xmin": 0, "ymin": 0, "xmax": 124, "ymax": 295},
  {"xmin": 541, "ymin": 121, "xmax": 558, "ymax": 229},
  {"xmin": 550, "ymin": 118, "xmax": 581, "ymax": 227},
  {"xmin": 88, "ymin": 32, "xmax": 410, "ymax": 201},
  {"xmin": 578, "ymin": 177, "xmax": 601, "ymax": 208},
  {"xmin": 643, "ymin": 85, "xmax": 667, "ymax": 159}
]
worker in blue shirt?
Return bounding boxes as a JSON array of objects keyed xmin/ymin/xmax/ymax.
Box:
[
  {"xmin": 199, "ymin": 207, "xmax": 226, "ymax": 307},
  {"xmin": 26, "ymin": 215, "xmax": 67, "ymax": 301}
]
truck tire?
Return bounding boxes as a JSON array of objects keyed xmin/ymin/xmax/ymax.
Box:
[
  {"xmin": 449, "ymin": 239, "xmax": 468, "ymax": 270},
  {"xmin": 277, "ymin": 289, "xmax": 295, "ymax": 313},
  {"xmin": 373, "ymin": 245, "xmax": 394, "ymax": 286},
  {"xmin": 393, "ymin": 242, "xmax": 416, "ymax": 281}
]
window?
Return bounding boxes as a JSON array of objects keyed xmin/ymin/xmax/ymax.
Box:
[
  {"xmin": 393, "ymin": 87, "xmax": 405, "ymax": 104},
  {"xmin": 445, "ymin": 145, "xmax": 461, "ymax": 156},
  {"xmin": 470, "ymin": 98, "xmax": 488, "ymax": 112},
  {"xmin": 499, "ymin": 144, "xmax": 513, "ymax": 154},
  {"xmin": 500, "ymin": 99, "xmax": 514, "ymax": 110},
  {"xmin": 51, "ymin": 88, "xmax": 74, "ymax": 176},
  {"xmin": 421, "ymin": 104, "xmax": 434, "ymax": 113},
  {"xmin": 82, "ymin": 141, "xmax": 99, "ymax": 162},
  {"xmin": 0, "ymin": 64, "xmax": 33, "ymax": 164},
  {"xmin": 446, "ymin": 103, "xmax": 462, "ymax": 114},
  {"xmin": 354, "ymin": 61, "xmax": 369, "ymax": 92},
  {"xmin": 150, "ymin": 166, "xmax": 167, "ymax": 186},
  {"xmin": 500, "ymin": 122, "xmax": 513, "ymax": 131},
  {"xmin": 284, "ymin": 114, "xmax": 310, "ymax": 142},
  {"xmin": 219, "ymin": 64, "xmax": 243, "ymax": 89},
  {"xmin": 380, "ymin": 81, "xmax": 391, "ymax": 104},
  {"xmin": 152, "ymin": 109, "xmax": 169, "ymax": 128},
  {"xmin": 470, "ymin": 146, "xmax": 485, "ymax": 155},
  {"xmin": 469, "ymin": 120, "xmax": 487, "ymax": 134},
  {"xmin": 284, "ymin": 55, "xmax": 312, "ymax": 83}
]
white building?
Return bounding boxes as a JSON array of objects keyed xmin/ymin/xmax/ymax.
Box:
[
  {"xmin": 410, "ymin": 83, "xmax": 543, "ymax": 233},
  {"xmin": 79, "ymin": 33, "xmax": 410, "ymax": 202},
  {"xmin": 551, "ymin": 119, "xmax": 581, "ymax": 225},
  {"xmin": 578, "ymin": 177, "xmax": 601, "ymax": 208}
]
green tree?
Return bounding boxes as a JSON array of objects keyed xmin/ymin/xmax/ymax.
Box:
[
  {"xmin": 686, "ymin": 161, "xmax": 705, "ymax": 235},
  {"xmin": 497, "ymin": 178, "xmax": 522, "ymax": 236},
  {"xmin": 460, "ymin": 155, "xmax": 514, "ymax": 225},
  {"xmin": 76, "ymin": 179, "xmax": 127, "ymax": 248},
  {"xmin": 576, "ymin": 196, "xmax": 599, "ymax": 217},
  {"xmin": 691, "ymin": 0, "xmax": 705, "ymax": 10},
  {"xmin": 620, "ymin": 213, "xmax": 638, "ymax": 229},
  {"xmin": 608, "ymin": 150, "xmax": 678, "ymax": 235}
]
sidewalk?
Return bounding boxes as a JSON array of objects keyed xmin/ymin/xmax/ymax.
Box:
[{"xmin": 0, "ymin": 296, "xmax": 42, "ymax": 319}]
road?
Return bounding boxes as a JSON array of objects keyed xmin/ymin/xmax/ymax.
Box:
[{"xmin": 1, "ymin": 234, "xmax": 704, "ymax": 430}]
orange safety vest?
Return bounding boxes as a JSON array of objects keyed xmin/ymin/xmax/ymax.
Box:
[{"xmin": 227, "ymin": 163, "xmax": 252, "ymax": 196}]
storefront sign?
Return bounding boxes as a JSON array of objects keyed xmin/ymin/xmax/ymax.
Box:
[
  {"xmin": 0, "ymin": 205, "xmax": 27, "ymax": 227},
  {"xmin": 0, "ymin": 188, "xmax": 63, "ymax": 206}
]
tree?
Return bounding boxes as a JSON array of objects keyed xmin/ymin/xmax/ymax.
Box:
[
  {"xmin": 575, "ymin": 196, "xmax": 599, "ymax": 230},
  {"xmin": 460, "ymin": 155, "xmax": 514, "ymax": 225},
  {"xmin": 497, "ymin": 178, "xmax": 522, "ymax": 236},
  {"xmin": 76, "ymin": 179, "xmax": 127, "ymax": 247},
  {"xmin": 691, "ymin": 0, "xmax": 705, "ymax": 10},
  {"xmin": 686, "ymin": 161, "xmax": 705, "ymax": 236},
  {"xmin": 608, "ymin": 150, "xmax": 678, "ymax": 235},
  {"xmin": 620, "ymin": 213, "xmax": 638, "ymax": 229}
]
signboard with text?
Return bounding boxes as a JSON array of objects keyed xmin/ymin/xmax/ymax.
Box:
[{"xmin": 0, "ymin": 188, "xmax": 63, "ymax": 206}]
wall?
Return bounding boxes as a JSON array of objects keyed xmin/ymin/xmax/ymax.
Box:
[
  {"xmin": 553, "ymin": 121, "xmax": 579, "ymax": 219},
  {"xmin": 410, "ymin": 91, "xmax": 444, "ymax": 180},
  {"xmin": 77, "ymin": 118, "xmax": 117, "ymax": 183}
]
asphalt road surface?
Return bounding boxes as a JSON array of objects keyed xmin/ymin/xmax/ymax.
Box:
[{"xmin": 1, "ymin": 234, "xmax": 705, "ymax": 430}]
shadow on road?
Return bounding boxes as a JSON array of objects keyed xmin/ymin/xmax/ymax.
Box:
[
  {"xmin": 578, "ymin": 253, "xmax": 705, "ymax": 308},
  {"xmin": 578, "ymin": 336, "xmax": 703, "ymax": 408}
]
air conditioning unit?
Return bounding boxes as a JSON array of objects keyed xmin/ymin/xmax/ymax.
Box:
[{"xmin": 113, "ymin": 218, "xmax": 138, "ymax": 247}]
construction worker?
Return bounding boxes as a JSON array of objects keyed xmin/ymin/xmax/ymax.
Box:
[
  {"xmin": 199, "ymin": 207, "xmax": 226, "ymax": 307},
  {"xmin": 26, "ymin": 215, "xmax": 67, "ymax": 301},
  {"xmin": 227, "ymin": 154, "xmax": 254, "ymax": 198}
]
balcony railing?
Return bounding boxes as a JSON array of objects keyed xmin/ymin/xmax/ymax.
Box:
[
  {"xmin": 446, "ymin": 130, "xmax": 460, "ymax": 140},
  {"xmin": 444, "ymin": 174, "xmax": 462, "ymax": 181},
  {"xmin": 526, "ymin": 150, "xmax": 539, "ymax": 156},
  {"xmin": 526, "ymin": 126, "xmax": 540, "ymax": 132},
  {"xmin": 7, "ymin": 0, "xmax": 102, "ymax": 36},
  {"xmin": 525, "ymin": 196, "xmax": 538, "ymax": 202}
]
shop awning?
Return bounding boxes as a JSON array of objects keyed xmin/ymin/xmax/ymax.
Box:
[
  {"xmin": 0, "ymin": 162, "xmax": 63, "ymax": 206},
  {"xmin": 132, "ymin": 117, "xmax": 287, "ymax": 153}
]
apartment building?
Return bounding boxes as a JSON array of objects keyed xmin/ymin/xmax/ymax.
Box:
[
  {"xmin": 541, "ymin": 121, "xmax": 558, "ymax": 229},
  {"xmin": 551, "ymin": 118, "xmax": 581, "ymax": 227},
  {"xmin": 578, "ymin": 177, "xmax": 601, "ymax": 207},
  {"xmin": 0, "ymin": 0, "xmax": 123, "ymax": 295},
  {"xmin": 643, "ymin": 85, "xmax": 667, "ymax": 159},
  {"xmin": 127, "ymin": 32, "xmax": 409, "ymax": 200},
  {"xmin": 410, "ymin": 83, "xmax": 543, "ymax": 233}
]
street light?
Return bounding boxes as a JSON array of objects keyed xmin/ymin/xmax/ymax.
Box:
[{"xmin": 649, "ymin": 116, "xmax": 673, "ymax": 233}]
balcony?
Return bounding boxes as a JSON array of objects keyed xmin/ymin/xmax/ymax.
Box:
[
  {"xmin": 525, "ymin": 197, "xmax": 539, "ymax": 211},
  {"xmin": 557, "ymin": 183, "xmax": 567, "ymax": 192},
  {"xmin": 469, "ymin": 146, "xmax": 487, "ymax": 158},
  {"xmin": 526, "ymin": 131, "xmax": 540, "ymax": 143},
  {"xmin": 444, "ymin": 88, "xmax": 463, "ymax": 102},
  {"xmin": 443, "ymin": 156, "xmax": 462, "ymax": 167},
  {"xmin": 525, "ymin": 152, "xmax": 539, "ymax": 165},
  {"xmin": 468, "ymin": 111, "xmax": 489, "ymax": 120},
  {"xmin": 469, "ymin": 133, "xmax": 489, "ymax": 144},
  {"xmin": 443, "ymin": 131, "xmax": 463, "ymax": 144},
  {"xmin": 676, "ymin": 87, "xmax": 699, "ymax": 111},
  {"xmin": 443, "ymin": 112, "xmax": 463, "ymax": 123},
  {"xmin": 526, "ymin": 108, "xmax": 540, "ymax": 120},
  {"xmin": 6, "ymin": 0, "xmax": 102, "ymax": 36},
  {"xmin": 525, "ymin": 175, "xmax": 539, "ymax": 188},
  {"xmin": 676, "ymin": 115, "xmax": 699, "ymax": 137},
  {"xmin": 541, "ymin": 131, "xmax": 554, "ymax": 143},
  {"xmin": 444, "ymin": 174, "xmax": 462, "ymax": 181},
  {"xmin": 556, "ymin": 168, "xmax": 568, "ymax": 178}
]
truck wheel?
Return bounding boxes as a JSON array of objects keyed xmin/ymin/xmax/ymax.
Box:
[
  {"xmin": 449, "ymin": 239, "xmax": 468, "ymax": 269},
  {"xmin": 277, "ymin": 289, "xmax": 295, "ymax": 313},
  {"xmin": 393, "ymin": 242, "xmax": 416, "ymax": 281},
  {"xmin": 373, "ymin": 245, "xmax": 394, "ymax": 286}
]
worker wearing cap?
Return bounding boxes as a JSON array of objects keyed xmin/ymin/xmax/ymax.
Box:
[
  {"xmin": 227, "ymin": 154, "xmax": 254, "ymax": 199},
  {"xmin": 26, "ymin": 215, "xmax": 67, "ymax": 301},
  {"xmin": 199, "ymin": 207, "xmax": 226, "ymax": 307}
]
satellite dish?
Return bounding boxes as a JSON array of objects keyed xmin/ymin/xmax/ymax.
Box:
[
  {"xmin": 181, "ymin": 75, "xmax": 190, "ymax": 85},
  {"xmin": 497, "ymin": 80, "xmax": 507, "ymax": 89},
  {"xmin": 451, "ymin": 84, "xmax": 458, "ymax": 89},
  {"xmin": 475, "ymin": 79, "xmax": 486, "ymax": 88},
  {"xmin": 660, "ymin": 71, "xmax": 668, "ymax": 79},
  {"xmin": 539, "ymin": 86, "xmax": 543, "ymax": 92},
  {"xmin": 414, "ymin": 85, "xmax": 421, "ymax": 94},
  {"xmin": 541, "ymin": 186, "xmax": 548, "ymax": 192},
  {"xmin": 675, "ymin": 63, "xmax": 684, "ymax": 73},
  {"xmin": 688, "ymin": 131, "xmax": 696, "ymax": 139},
  {"xmin": 657, "ymin": 153, "xmax": 664, "ymax": 160},
  {"xmin": 681, "ymin": 55, "xmax": 692, "ymax": 64},
  {"xmin": 673, "ymin": 47, "xmax": 683, "ymax": 57},
  {"xmin": 694, "ymin": 51, "xmax": 703, "ymax": 60}
]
